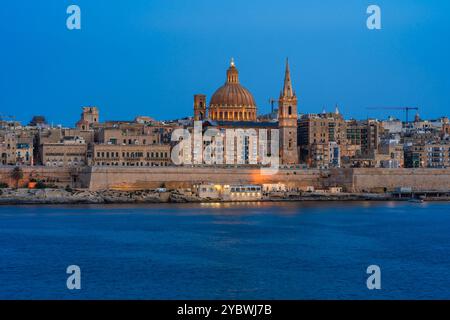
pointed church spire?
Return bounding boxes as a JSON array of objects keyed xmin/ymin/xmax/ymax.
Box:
[
  {"xmin": 335, "ymin": 104, "xmax": 340, "ymax": 115},
  {"xmin": 282, "ymin": 58, "xmax": 295, "ymax": 98}
]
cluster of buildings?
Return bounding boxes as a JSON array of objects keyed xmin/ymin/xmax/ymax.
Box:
[
  {"xmin": 0, "ymin": 109, "xmax": 175, "ymax": 169},
  {"xmin": 300, "ymin": 112, "xmax": 450, "ymax": 169},
  {"xmin": 1, "ymin": 59, "xmax": 449, "ymax": 170}
]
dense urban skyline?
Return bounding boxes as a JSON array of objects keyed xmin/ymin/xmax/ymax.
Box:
[
  {"xmin": 2, "ymin": 1, "xmax": 450, "ymax": 305},
  {"xmin": 1, "ymin": 1, "xmax": 450, "ymax": 126}
]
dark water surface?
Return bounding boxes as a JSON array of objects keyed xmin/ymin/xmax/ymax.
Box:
[{"xmin": 0, "ymin": 201, "xmax": 449, "ymax": 299}]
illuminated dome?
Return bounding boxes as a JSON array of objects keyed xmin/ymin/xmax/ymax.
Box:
[{"xmin": 209, "ymin": 59, "xmax": 257, "ymax": 122}]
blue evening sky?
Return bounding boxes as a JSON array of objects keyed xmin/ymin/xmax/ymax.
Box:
[{"xmin": 1, "ymin": 0, "xmax": 449, "ymax": 126}]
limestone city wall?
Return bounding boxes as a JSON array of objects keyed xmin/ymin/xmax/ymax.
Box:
[
  {"xmin": 0, "ymin": 166, "xmax": 73, "ymax": 188},
  {"xmin": 349, "ymin": 168, "xmax": 450, "ymax": 192},
  {"xmin": 1, "ymin": 166, "xmax": 450, "ymax": 193},
  {"xmin": 86, "ymin": 166, "xmax": 324, "ymax": 191}
]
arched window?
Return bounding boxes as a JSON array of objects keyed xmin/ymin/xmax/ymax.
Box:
[{"xmin": 288, "ymin": 106, "xmax": 292, "ymax": 115}]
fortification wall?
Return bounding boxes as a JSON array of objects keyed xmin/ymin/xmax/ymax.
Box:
[
  {"xmin": 2, "ymin": 166, "xmax": 450, "ymax": 193},
  {"xmin": 323, "ymin": 168, "xmax": 354, "ymax": 191},
  {"xmin": 0, "ymin": 166, "xmax": 74, "ymax": 188},
  {"xmin": 86, "ymin": 166, "xmax": 324, "ymax": 191},
  {"xmin": 349, "ymin": 168, "xmax": 450, "ymax": 192}
]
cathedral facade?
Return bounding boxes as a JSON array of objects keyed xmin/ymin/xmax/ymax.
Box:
[{"xmin": 193, "ymin": 59, "xmax": 299, "ymax": 165}]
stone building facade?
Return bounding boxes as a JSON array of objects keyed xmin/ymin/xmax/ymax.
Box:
[
  {"xmin": 92, "ymin": 144, "xmax": 171, "ymax": 167},
  {"xmin": 298, "ymin": 110, "xmax": 346, "ymax": 168},
  {"xmin": 0, "ymin": 131, "xmax": 34, "ymax": 166},
  {"xmin": 40, "ymin": 136, "xmax": 87, "ymax": 167},
  {"xmin": 404, "ymin": 142, "xmax": 450, "ymax": 168},
  {"xmin": 346, "ymin": 119, "xmax": 382, "ymax": 155}
]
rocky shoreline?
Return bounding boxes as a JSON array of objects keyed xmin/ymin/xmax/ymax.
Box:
[
  {"xmin": 0, "ymin": 188, "xmax": 206, "ymax": 204},
  {"xmin": 1, "ymin": 188, "xmax": 446, "ymax": 205},
  {"xmin": 0, "ymin": 188, "xmax": 189, "ymax": 204}
]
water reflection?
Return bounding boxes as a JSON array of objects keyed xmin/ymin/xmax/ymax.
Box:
[{"xmin": 1, "ymin": 202, "xmax": 450, "ymax": 299}]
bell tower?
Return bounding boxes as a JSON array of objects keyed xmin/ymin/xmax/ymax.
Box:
[
  {"xmin": 194, "ymin": 94, "xmax": 207, "ymax": 121},
  {"xmin": 76, "ymin": 106, "xmax": 99, "ymax": 130},
  {"xmin": 278, "ymin": 58, "xmax": 299, "ymax": 165}
]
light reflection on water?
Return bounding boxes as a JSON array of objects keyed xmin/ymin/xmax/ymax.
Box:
[{"xmin": 0, "ymin": 201, "xmax": 449, "ymax": 299}]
